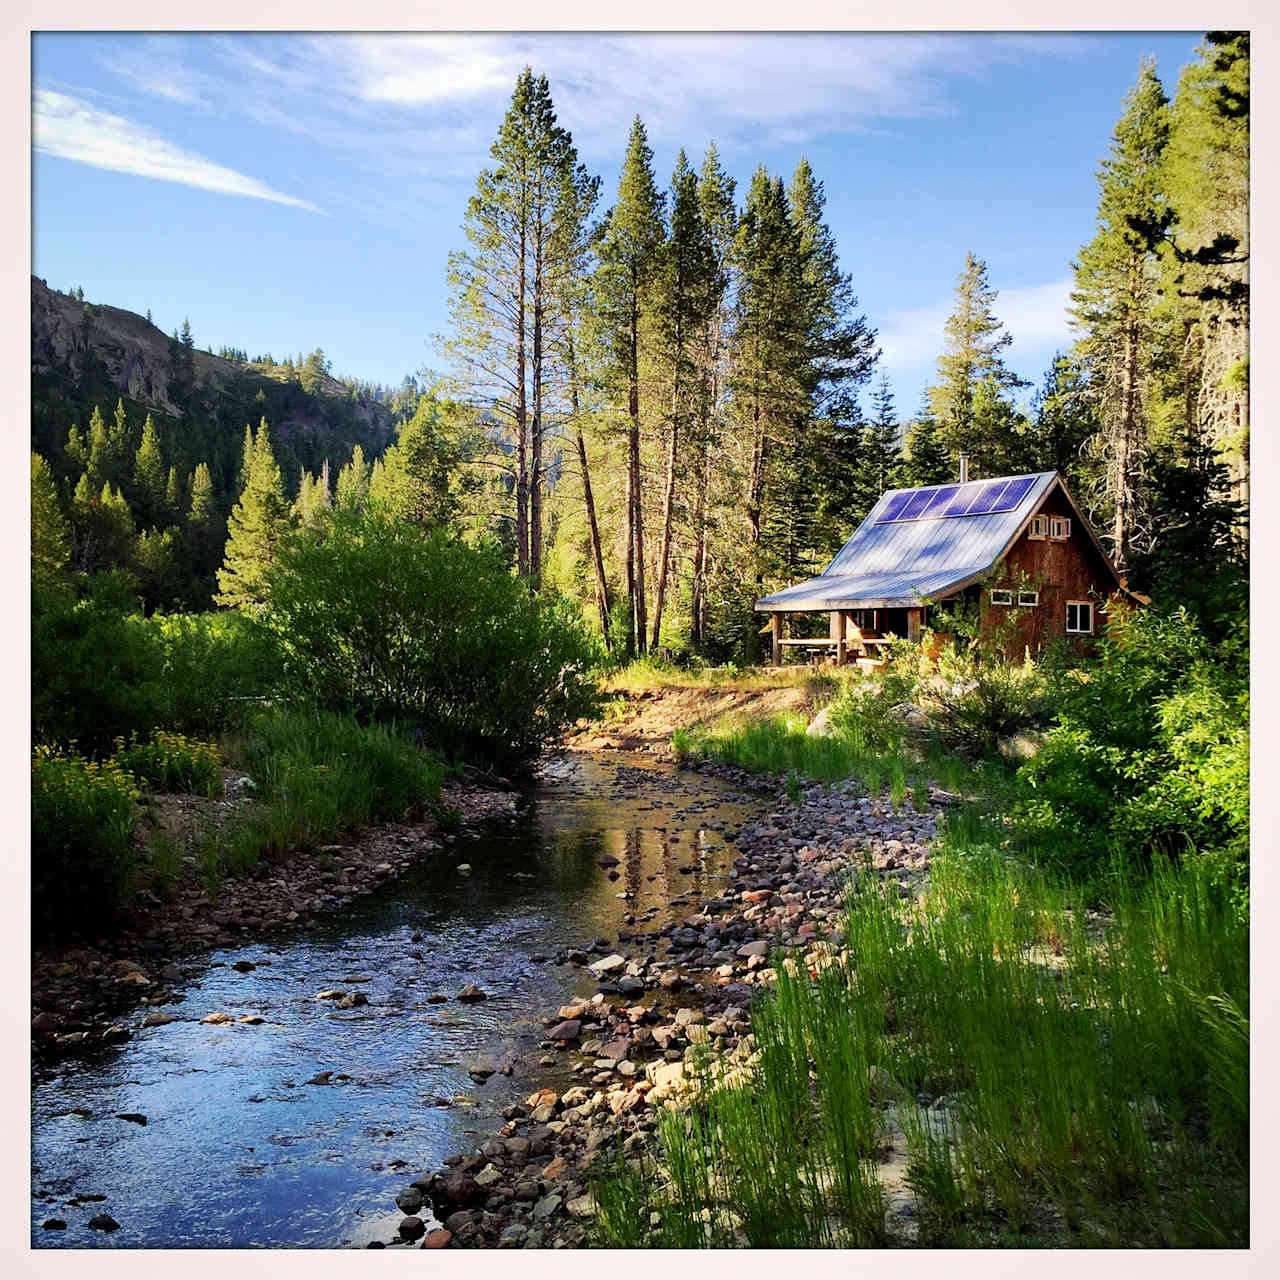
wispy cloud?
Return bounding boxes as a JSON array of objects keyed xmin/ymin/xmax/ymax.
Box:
[
  {"xmin": 33, "ymin": 89, "xmax": 326, "ymax": 214},
  {"xmin": 879, "ymin": 275, "xmax": 1075, "ymax": 380}
]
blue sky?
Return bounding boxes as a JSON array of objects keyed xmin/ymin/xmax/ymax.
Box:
[{"xmin": 32, "ymin": 30, "xmax": 1205, "ymax": 419}]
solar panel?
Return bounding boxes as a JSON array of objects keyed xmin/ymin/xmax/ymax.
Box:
[
  {"xmin": 942, "ymin": 482, "xmax": 984, "ymax": 517},
  {"xmin": 900, "ymin": 487, "xmax": 939, "ymax": 521},
  {"xmin": 874, "ymin": 491, "xmax": 916, "ymax": 523},
  {"xmin": 921, "ymin": 484, "xmax": 961, "ymax": 517},
  {"xmin": 873, "ymin": 475, "xmax": 1042, "ymax": 523},
  {"xmin": 966, "ymin": 479, "xmax": 1011, "ymax": 516},
  {"xmin": 994, "ymin": 475, "xmax": 1036, "ymax": 511}
]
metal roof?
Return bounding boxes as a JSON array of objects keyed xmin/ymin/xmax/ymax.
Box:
[{"xmin": 755, "ymin": 471, "xmax": 1059, "ymax": 612}]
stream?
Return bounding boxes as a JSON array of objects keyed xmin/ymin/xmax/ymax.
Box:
[{"xmin": 31, "ymin": 751, "xmax": 769, "ymax": 1249}]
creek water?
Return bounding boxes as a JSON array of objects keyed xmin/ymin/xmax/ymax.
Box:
[{"xmin": 31, "ymin": 751, "xmax": 768, "ymax": 1249}]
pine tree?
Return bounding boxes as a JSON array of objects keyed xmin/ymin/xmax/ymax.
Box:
[
  {"xmin": 186, "ymin": 461, "xmax": 220, "ymax": 583},
  {"xmin": 369, "ymin": 397, "xmax": 476, "ymax": 526},
  {"xmin": 904, "ymin": 404, "xmax": 952, "ymax": 486},
  {"xmin": 165, "ymin": 465, "xmax": 185, "ymax": 523},
  {"xmin": 181, "ymin": 318, "xmax": 194, "ymax": 349},
  {"xmin": 863, "ymin": 376, "xmax": 904, "ymax": 498},
  {"xmin": 64, "ymin": 423, "xmax": 87, "ymax": 478},
  {"xmin": 650, "ymin": 149, "xmax": 718, "ymax": 648},
  {"xmin": 1070, "ymin": 57, "xmax": 1171, "ymax": 572},
  {"xmin": 133, "ymin": 413, "xmax": 167, "ymax": 527},
  {"xmin": 927, "ymin": 253, "xmax": 1027, "ymax": 473},
  {"xmin": 31, "ymin": 452, "xmax": 70, "ymax": 591},
  {"xmin": 1022, "ymin": 353, "xmax": 1096, "ymax": 486},
  {"xmin": 216, "ymin": 420, "xmax": 293, "ymax": 609},
  {"xmin": 85, "ymin": 404, "xmax": 114, "ymax": 487},
  {"xmin": 335, "ymin": 443, "xmax": 372, "ymax": 509},
  {"xmin": 597, "ymin": 117, "xmax": 666, "ymax": 653},
  {"xmin": 446, "ymin": 68, "xmax": 597, "ymax": 580},
  {"xmin": 1161, "ymin": 32, "xmax": 1250, "ymax": 514}
]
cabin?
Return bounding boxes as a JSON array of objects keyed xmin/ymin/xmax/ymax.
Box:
[{"xmin": 754, "ymin": 468, "xmax": 1142, "ymax": 668}]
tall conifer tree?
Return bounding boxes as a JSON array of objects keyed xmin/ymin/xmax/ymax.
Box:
[{"xmin": 216, "ymin": 420, "xmax": 293, "ymax": 609}]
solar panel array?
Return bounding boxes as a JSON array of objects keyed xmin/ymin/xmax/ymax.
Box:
[{"xmin": 874, "ymin": 475, "xmax": 1039, "ymax": 525}]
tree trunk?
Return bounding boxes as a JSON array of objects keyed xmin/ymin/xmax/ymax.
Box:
[
  {"xmin": 1112, "ymin": 299, "xmax": 1140, "ymax": 574},
  {"xmin": 515, "ymin": 191, "xmax": 529, "ymax": 578},
  {"xmin": 629, "ymin": 281, "xmax": 647, "ymax": 654},
  {"xmin": 530, "ymin": 231, "xmax": 544, "ymax": 585},
  {"xmin": 650, "ymin": 378, "xmax": 680, "ymax": 651},
  {"xmin": 568, "ymin": 334, "xmax": 611, "ymax": 648}
]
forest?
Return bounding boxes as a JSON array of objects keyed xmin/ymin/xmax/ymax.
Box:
[{"xmin": 30, "ymin": 32, "xmax": 1249, "ymax": 1251}]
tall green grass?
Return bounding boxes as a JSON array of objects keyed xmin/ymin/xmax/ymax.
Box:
[
  {"xmin": 203, "ymin": 709, "xmax": 445, "ymax": 883},
  {"xmin": 593, "ymin": 846, "xmax": 1248, "ymax": 1247}
]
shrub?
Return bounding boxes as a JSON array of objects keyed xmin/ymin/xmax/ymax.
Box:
[
  {"xmin": 261, "ymin": 506, "xmax": 603, "ymax": 767},
  {"xmin": 32, "ymin": 574, "xmax": 166, "ymax": 755},
  {"xmin": 1015, "ymin": 604, "xmax": 1248, "ymax": 876},
  {"xmin": 32, "ymin": 747, "xmax": 139, "ymax": 934},
  {"xmin": 140, "ymin": 610, "xmax": 280, "ymax": 736},
  {"xmin": 113, "ymin": 730, "xmax": 223, "ymax": 797}
]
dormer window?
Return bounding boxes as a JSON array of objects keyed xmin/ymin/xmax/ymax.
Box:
[
  {"xmin": 1050, "ymin": 517, "xmax": 1071, "ymax": 540},
  {"xmin": 1029, "ymin": 515, "xmax": 1048, "ymax": 540}
]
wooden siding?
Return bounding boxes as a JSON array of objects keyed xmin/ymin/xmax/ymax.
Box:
[{"xmin": 977, "ymin": 488, "xmax": 1121, "ymax": 657}]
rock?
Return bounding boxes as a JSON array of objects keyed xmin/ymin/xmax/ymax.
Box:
[
  {"xmin": 597, "ymin": 855, "xmax": 620, "ymax": 868},
  {"xmin": 598, "ymin": 1038, "xmax": 633, "ymax": 1061},
  {"xmin": 201, "ymin": 1012, "xmax": 234, "ymax": 1025},
  {"xmin": 314, "ymin": 989, "xmax": 345, "ymax": 1001},
  {"xmin": 238, "ymin": 1014, "xmax": 265, "ymax": 1025},
  {"xmin": 587, "ymin": 953, "xmax": 625, "ymax": 976},
  {"xmin": 32, "ymin": 1012, "xmax": 59, "ymax": 1034},
  {"xmin": 998, "ymin": 730, "xmax": 1045, "ymax": 762},
  {"xmin": 396, "ymin": 1187, "xmax": 423, "ymax": 1215},
  {"xmin": 427, "ymin": 993, "xmax": 448, "ymax": 1003},
  {"xmin": 868, "ymin": 1064, "xmax": 907, "ymax": 1102},
  {"xmin": 141, "ymin": 1011, "xmax": 175, "ymax": 1027},
  {"xmin": 87, "ymin": 1214, "xmax": 120, "ymax": 1232},
  {"xmin": 533, "ymin": 1193, "xmax": 562, "ymax": 1221},
  {"xmin": 422, "ymin": 1228, "xmax": 452, "ymax": 1248},
  {"xmin": 399, "ymin": 1215, "xmax": 426, "ymax": 1240},
  {"xmin": 806, "ymin": 707, "xmax": 833, "ymax": 737},
  {"xmin": 443, "ymin": 1210, "xmax": 473, "ymax": 1233},
  {"xmin": 305, "ymin": 1071, "xmax": 334, "ymax": 1086},
  {"xmin": 456, "ymin": 984, "xmax": 486, "ymax": 1002},
  {"xmin": 474, "ymin": 1163, "xmax": 502, "ymax": 1188},
  {"xmin": 430, "ymin": 1169, "xmax": 484, "ymax": 1212},
  {"xmin": 41, "ymin": 1219, "xmax": 67, "ymax": 1230},
  {"xmin": 541, "ymin": 1155, "xmax": 566, "ymax": 1180},
  {"xmin": 547, "ymin": 1019, "xmax": 581, "ymax": 1041},
  {"xmin": 737, "ymin": 940, "xmax": 769, "ymax": 958},
  {"xmin": 102, "ymin": 1024, "xmax": 129, "ymax": 1044},
  {"xmin": 114, "ymin": 1112, "xmax": 147, "ymax": 1125},
  {"xmin": 456, "ymin": 864, "xmax": 472, "ymax": 875},
  {"xmin": 468, "ymin": 1059, "xmax": 498, "ymax": 1082},
  {"xmin": 232, "ymin": 960, "xmax": 256, "ymax": 972},
  {"xmin": 566, "ymin": 1194, "xmax": 596, "ymax": 1219}
]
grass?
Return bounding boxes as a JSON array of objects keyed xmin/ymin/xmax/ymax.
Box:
[
  {"xmin": 671, "ymin": 712, "xmax": 1013, "ymax": 810},
  {"xmin": 593, "ymin": 844, "xmax": 1248, "ymax": 1248},
  {"xmin": 607, "ymin": 656, "xmax": 835, "ymax": 695},
  {"xmin": 201, "ymin": 708, "xmax": 446, "ymax": 885}
]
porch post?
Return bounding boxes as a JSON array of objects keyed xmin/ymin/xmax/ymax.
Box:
[
  {"xmin": 906, "ymin": 607, "xmax": 922, "ymax": 644},
  {"xmin": 831, "ymin": 610, "xmax": 846, "ymax": 664},
  {"xmin": 771, "ymin": 613, "xmax": 781, "ymax": 666}
]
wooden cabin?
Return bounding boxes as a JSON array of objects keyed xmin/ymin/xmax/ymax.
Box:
[{"xmin": 754, "ymin": 470, "xmax": 1142, "ymax": 667}]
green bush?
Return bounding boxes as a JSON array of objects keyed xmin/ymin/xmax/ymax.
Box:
[
  {"xmin": 32, "ymin": 747, "xmax": 139, "ymax": 935},
  {"xmin": 917, "ymin": 642, "xmax": 1049, "ymax": 755},
  {"xmin": 113, "ymin": 730, "xmax": 223, "ymax": 797},
  {"xmin": 261, "ymin": 506, "xmax": 603, "ymax": 767},
  {"xmin": 140, "ymin": 610, "xmax": 280, "ymax": 736},
  {"xmin": 1015, "ymin": 604, "xmax": 1248, "ymax": 876},
  {"xmin": 203, "ymin": 709, "xmax": 445, "ymax": 881},
  {"xmin": 32, "ymin": 573, "xmax": 166, "ymax": 755},
  {"xmin": 32, "ymin": 578, "xmax": 280, "ymax": 754}
]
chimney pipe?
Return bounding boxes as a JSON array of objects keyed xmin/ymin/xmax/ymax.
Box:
[{"xmin": 959, "ymin": 452, "xmax": 970, "ymax": 483}]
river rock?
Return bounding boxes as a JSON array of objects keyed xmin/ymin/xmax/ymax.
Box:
[
  {"xmin": 473, "ymin": 1163, "xmax": 502, "ymax": 1188},
  {"xmin": 456, "ymin": 984, "xmax": 486, "ymax": 1002},
  {"xmin": 88, "ymin": 1214, "xmax": 120, "ymax": 1232},
  {"xmin": 430, "ymin": 1169, "xmax": 484, "ymax": 1213},
  {"xmin": 587, "ymin": 953, "xmax": 625, "ymax": 976},
  {"xmin": 422, "ymin": 1228, "xmax": 452, "ymax": 1248},
  {"xmin": 396, "ymin": 1187, "xmax": 423, "ymax": 1214},
  {"xmin": 399, "ymin": 1215, "xmax": 426, "ymax": 1240},
  {"xmin": 547, "ymin": 1019, "xmax": 581, "ymax": 1041},
  {"xmin": 141, "ymin": 1011, "xmax": 174, "ymax": 1027},
  {"xmin": 201, "ymin": 1012, "xmax": 234, "ymax": 1025}
]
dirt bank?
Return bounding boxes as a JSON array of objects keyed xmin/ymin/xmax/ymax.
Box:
[{"xmin": 575, "ymin": 675, "xmax": 833, "ymax": 755}]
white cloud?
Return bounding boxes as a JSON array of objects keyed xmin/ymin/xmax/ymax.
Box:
[
  {"xmin": 32, "ymin": 89, "xmax": 326, "ymax": 214},
  {"xmin": 879, "ymin": 275, "xmax": 1075, "ymax": 376}
]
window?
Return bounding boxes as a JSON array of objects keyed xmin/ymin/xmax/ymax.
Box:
[
  {"xmin": 1018, "ymin": 590, "xmax": 1039, "ymax": 607},
  {"xmin": 990, "ymin": 589, "xmax": 1013, "ymax": 606},
  {"xmin": 1066, "ymin": 601, "xmax": 1093, "ymax": 634},
  {"xmin": 1029, "ymin": 515, "xmax": 1048, "ymax": 540},
  {"xmin": 1050, "ymin": 517, "xmax": 1071, "ymax": 540}
]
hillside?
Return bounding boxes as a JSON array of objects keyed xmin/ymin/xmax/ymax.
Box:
[{"xmin": 31, "ymin": 276, "xmax": 398, "ymax": 497}]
